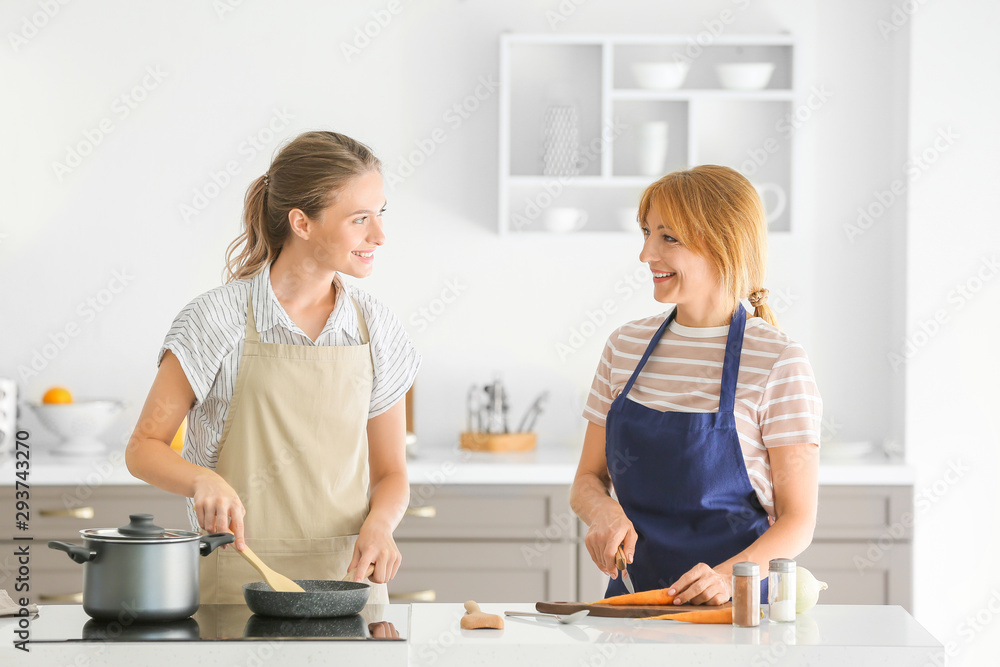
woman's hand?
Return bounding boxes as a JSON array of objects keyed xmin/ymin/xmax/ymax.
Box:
[
  {"xmin": 191, "ymin": 469, "xmax": 246, "ymax": 550},
  {"xmin": 584, "ymin": 501, "xmax": 637, "ymax": 578},
  {"xmin": 669, "ymin": 563, "xmax": 732, "ymax": 606},
  {"xmin": 349, "ymin": 518, "xmax": 402, "ymax": 584}
]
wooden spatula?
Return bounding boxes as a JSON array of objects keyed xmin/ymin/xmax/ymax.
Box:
[
  {"xmin": 342, "ymin": 563, "xmax": 376, "ymax": 582},
  {"xmin": 237, "ymin": 544, "xmax": 305, "ymax": 592}
]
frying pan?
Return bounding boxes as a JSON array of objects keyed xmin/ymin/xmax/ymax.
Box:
[
  {"xmin": 243, "ymin": 579, "xmax": 371, "ymax": 618},
  {"xmin": 241, "ymin": 564, "xmax": 377, "ymax": 618}
]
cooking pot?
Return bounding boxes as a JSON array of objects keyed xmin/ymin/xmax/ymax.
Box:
[{"xmin": 48, "ymin": 513, "xmax": 233, "ymax": 621}]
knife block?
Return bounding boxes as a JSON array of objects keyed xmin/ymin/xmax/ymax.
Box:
[{"xmin": 459, "ymin": 431, "xmax": 536, "ymax": 452}]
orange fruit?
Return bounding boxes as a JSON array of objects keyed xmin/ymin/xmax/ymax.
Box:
[{"xmin": 42, "ymin": 387, "xmax": 74, "ymax": 404}]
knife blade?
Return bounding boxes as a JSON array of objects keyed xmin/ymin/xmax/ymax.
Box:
[{"xmin": 616, "ymin": 545, "xmax": 635, "ymax": 595}]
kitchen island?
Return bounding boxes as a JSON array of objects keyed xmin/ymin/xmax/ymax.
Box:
[{"xmin": 2, "ymin": 602, "xmax": 942, "ymax": 666}]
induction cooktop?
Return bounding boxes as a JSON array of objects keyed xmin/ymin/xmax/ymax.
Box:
[{"xmin": 27, "ymin": 603, "xmax": 409, "ymax": 643}]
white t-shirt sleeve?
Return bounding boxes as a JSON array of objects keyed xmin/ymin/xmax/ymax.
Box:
[
  {"xmin": 353, "ymin": 288, "xmax": 422, "ymax": 418},
  {"xmin": 157, "ymin": 289, "xmax": 244, "ymax": 407}
]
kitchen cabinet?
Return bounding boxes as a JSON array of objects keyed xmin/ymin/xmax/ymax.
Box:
[
  {"xmin": 0, "ymin": 484, "xmax": 189, "ymax": 604},
  {"xmin": 394, "ymin": 484, "xmax": 577, "ymax": 603},
  {"xmin": 4, "ymin": 479, "xmax": 913, "ymax": 609},
  {"xmin": 499, "ymin": 34, "xmax": 798, "ymax": 234}
]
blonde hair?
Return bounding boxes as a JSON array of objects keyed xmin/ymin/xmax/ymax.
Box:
[
  {"xmin": 637, "ymin": 165, "xmax": 779, "ymax": 328},
  {"xmin": 224, "ymin": 131, "xmax": 382, "ymax": 283}
]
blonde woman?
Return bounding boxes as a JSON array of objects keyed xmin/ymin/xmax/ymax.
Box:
[
  {"xmin": 126, "ymin": 131, "xmax": 420, "ymax": 604},
  {"xmin": 571, "ymin": 166, "xmax": 821, "ymax": 605}
]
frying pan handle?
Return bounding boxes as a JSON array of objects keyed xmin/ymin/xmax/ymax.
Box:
[
  {"xmin": 199, "ymin": 532, "xmax": 235, "ymax": 556},
  {"xmin": 48, "ymin": 541, "xmax": 96, "ymax": 564}
]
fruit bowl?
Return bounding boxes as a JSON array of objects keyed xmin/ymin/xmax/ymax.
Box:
[{"xmin": 30, "ymin": 400, "xmax": 125, "ymax": 455}]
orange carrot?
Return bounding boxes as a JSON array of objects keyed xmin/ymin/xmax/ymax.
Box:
[
  {"xmin": 591, "ymin": 588, "xmax": 676, "ymax": 606},
  {"xmin": 644, "ymin": 608, "xmax": 733, "ymax": 624}
]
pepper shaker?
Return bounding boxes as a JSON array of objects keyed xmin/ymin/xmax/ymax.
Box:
[{"xmin": 732, "ymin": 561, "xmax": 760, "ymax": 627}]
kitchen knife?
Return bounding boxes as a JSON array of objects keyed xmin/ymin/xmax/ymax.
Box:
[{"xmin": 616, "ymin": 545, "xmax": 635, "ymax": 595}]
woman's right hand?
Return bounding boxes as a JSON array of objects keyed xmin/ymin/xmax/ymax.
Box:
[
  {"xmin": 584, "ymin": 500, "xmax": 637, "ymax": 578},
  {"xmin": 192, "ymin": 470, "xmax": 246, "ymax": 550}
]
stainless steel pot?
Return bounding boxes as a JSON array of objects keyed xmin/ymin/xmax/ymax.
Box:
[{"xmin": 49, "ymin": 513, "xmax": 233, "ymax": 621}]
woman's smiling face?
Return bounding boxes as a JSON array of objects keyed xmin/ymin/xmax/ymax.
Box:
[
  {"xmin": 639, "ymin": 207, "xmax": 721, "ymax": 306},
  {"xmin": 306, "ymin": 171, "xmax": 386, "ymax": 278}
]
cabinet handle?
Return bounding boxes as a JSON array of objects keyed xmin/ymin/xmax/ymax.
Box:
[
  {"xmin": 39, "ymin": 507, "xmax": 95, "ymax": 519},
  {"xmin": 404, "ymin": 506, "xmax": 437, "ymax": 519},
  {"xmin": 40, "ymin": 592, "xmax": 84, "ymax": 603},
  {"xmin": 389, "ymin": 589, "xmax": 436, "ymax": 602}
]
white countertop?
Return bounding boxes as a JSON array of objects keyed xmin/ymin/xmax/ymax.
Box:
[
  {"xmin": 0, "ymin": 444, "xmax": 916, "ymax": 487},
  {"xmin": 1, "ymin": 603, "xmax": 942, "ymax": 666}
]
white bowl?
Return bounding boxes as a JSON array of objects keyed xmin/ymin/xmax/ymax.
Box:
[
  {"xmin": 632, "ymin": 62, "xmax": 690, "ymax": 90},
  {"xmin": 715, "ymin": 62, "xmax": 775, "ymax": 91},
  {"xmin": 31, "ymin": 400, "xmax": 124, "ymax": 455}
]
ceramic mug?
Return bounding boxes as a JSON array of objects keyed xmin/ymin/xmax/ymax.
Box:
[
  {"xmin": 753, "ymin": 183, "xmax": 787, "ymax": 222},
  {"xmin": 637, "ymin": 122, "xmax": 669, "ymax": 177},
  {"xmin": 543, "ymin": 207, "xmax": 588, "ymax": 233}
]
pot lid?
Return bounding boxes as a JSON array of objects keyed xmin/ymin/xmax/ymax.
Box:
[{"xmin": 82, "ymin": 513, "xmax": 200, "ymax": 542}]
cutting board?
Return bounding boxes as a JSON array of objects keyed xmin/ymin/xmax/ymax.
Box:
[{"xmin": 536, "ymin": 600, "xmax": 731, "ymax": 619}]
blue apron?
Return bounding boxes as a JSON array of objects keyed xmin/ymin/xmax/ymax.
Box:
[{"xmin": 605, "ymin": 303, "xmax": 771, "ymax": 602}]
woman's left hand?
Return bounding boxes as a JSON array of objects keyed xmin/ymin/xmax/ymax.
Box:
[
  {"xmin": 668, "ymin": 563, "xmax": 732, "ymax": 606},
  {"xmin": 349, "ymin": 519, "xmax": 402, "ymax": 584}
]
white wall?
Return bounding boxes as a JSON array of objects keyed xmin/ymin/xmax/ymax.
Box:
[
  {"xmin": 1, "ymin": 0, "xmax": 906, "ymax": 456},
  {"xmin": 908, "ymin": 1, "xmax": 1000, "ymax": 664}
]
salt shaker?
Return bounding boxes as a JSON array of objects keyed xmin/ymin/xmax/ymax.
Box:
[
  {"xmin": 732, "ymin": 561, "xmax": 760, "ymax": 627},
  {"xmin": 768, "ymin": 558, "xmax": 797, "ymax": 623}
]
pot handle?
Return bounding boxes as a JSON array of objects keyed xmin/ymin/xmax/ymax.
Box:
[
  {"xmin": 199, "ymin": 532, "xmax": 235, "ymax": 557},
  {"xmin": 48, "ymin": 541, "xmax": 97, "ymax": 564}
]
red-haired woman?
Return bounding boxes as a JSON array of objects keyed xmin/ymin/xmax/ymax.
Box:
[
  {"xmin": 126, "ymin": 131, "xmax": 419, "ymax": 605},
  {"xmin": 571, "ymin": 165, "xmax": 821, "ymax": 605}
]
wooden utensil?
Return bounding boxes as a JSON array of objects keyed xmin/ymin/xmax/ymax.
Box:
[
  {"xmin": 536, "ymin": 600, "xmax": 731, "ymax": 619},
  {"xmin": 236, "ymin": 545, "xmax": 305, "ymax": 593},
  {"xmin": 342, "ymin": 563, "xmax": 376, "ymax": 582}
]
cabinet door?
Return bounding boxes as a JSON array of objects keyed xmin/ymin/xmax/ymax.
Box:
[
  {"xmin": 398, "ymin": 484, "xmax": 576, "ymax": 541},
  {"xmin": 814, "ymin": 486, "xmax": 913, "ymax": 541},
  {"xmin": 796, "ymin": 541, "xmax": 912, "ymax": 608},
  {"xmin": 393, "ymin": 541, "xmax": 576, "ymax": 603}
]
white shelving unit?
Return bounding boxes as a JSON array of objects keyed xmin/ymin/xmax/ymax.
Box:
[{"xmin": 498, "ymin": 34, "xmax": 798, "ymax": 235}]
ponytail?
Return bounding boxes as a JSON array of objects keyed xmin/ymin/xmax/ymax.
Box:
[
  {"xmin": 748, "ymin": 288, "xmax": 779, "ymax": 328},
  {"xmin": 224, "ymin": 174, "xmax": 281, "ymax": 283},
  {"xmin": 223, "ymin": 131, "xmax": 382, "ymax": 283}
]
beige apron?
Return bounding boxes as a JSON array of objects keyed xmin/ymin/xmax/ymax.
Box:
[{"xmin": 199, "ymin": 288, "xmax": 389, "ymax": 606}]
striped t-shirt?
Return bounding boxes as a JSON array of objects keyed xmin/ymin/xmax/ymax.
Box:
[
  {"xmin": 584, "ymin": 308, "xmax": 822, "ymax": 518},
  {"xmin": 159, "ymin": 262, "xmax": 421, "ymax": 478}
]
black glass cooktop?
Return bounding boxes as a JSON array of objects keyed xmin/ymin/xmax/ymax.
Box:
[{"xmin": 28, "ymin": 603, "xmax": 409, "ymax": 642}]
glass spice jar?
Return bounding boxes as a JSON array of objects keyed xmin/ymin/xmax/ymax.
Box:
[
  {"xmin": 732, "ymin": 561, "xmax": 760, "ymax": 627},
  {"xmin": 768, "ymin": 558, "xmax": 797, "ymax": 623}
]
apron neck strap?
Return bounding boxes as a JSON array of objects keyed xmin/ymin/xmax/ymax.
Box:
[
  {"xmin": 350, "ymin": 295, "xmax": 370, "ymax": 345},
  {"xmin": 245, "ymin": 291, "xmax": 259, "ymax": 343},
  {"xmin": 620, "ymin": 307, "xmax": 676, "ymax": 400},
  {"xmin": 719, "ymin": 303, "xmax": 747, "ymax": 413}
]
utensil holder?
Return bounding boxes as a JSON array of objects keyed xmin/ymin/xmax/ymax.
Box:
[{"xmin": 460, "ymin": 432, "xmax": 536, "ymax": 452}]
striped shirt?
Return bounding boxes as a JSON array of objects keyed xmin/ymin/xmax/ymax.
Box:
[
  {"xmin": 584, "ymin": 309, "xmax": 822, "ymax": 518},
  {"xmin": 159, "ymin": 262, "xmax": 421, "ymax": 477}
]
